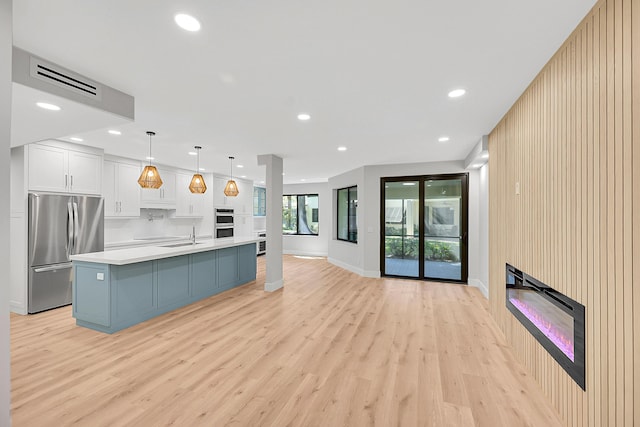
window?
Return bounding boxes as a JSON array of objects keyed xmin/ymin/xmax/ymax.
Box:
[
  {"xmin": 253, "ymin": 186, "xmax": 266, "ymax": 216},
  {"xmin": 337, "ymin": 186, "xmax": 357, "ymax": 243},
  {"xmin": 282, "ymin": 194, "xmax": 319, "ymax": 235}
]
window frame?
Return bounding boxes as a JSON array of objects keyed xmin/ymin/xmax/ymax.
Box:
[
  {"xmin": 253, "ymin": 186, "xmax": 266, "ymax": 216},
  {"xmin": 282, "ymin": 193, "xmax": 319, "ymax": 236},
  {"xmin": 336, "ymin": 185, "xmax": 358, "ymax": 243}
]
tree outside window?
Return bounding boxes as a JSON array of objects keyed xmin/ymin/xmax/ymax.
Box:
[{"xmin": 283, "ymin": 194, "xmax": 318, "ymax": 235}]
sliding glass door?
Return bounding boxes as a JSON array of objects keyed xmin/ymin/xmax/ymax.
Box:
[
  {"xmin": 382, "ymin": 174, "xmax": 468, "ymax": 282},
  {"xmin": 423, "ymin": 177, "xmax": 465, "ymax": 281},
  {"xmin": 382, "ymin": 180, "xmax": 420, "ymax": 277}
]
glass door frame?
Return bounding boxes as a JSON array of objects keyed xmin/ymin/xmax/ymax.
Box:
[{"xmin": 379, "ymin": 173, "xmax": 469, "ymax": 283}]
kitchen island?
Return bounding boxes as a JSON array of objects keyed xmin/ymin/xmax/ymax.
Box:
[{"xmin": 70, "ymin": 237, "xmax": 260, "ymax": 333}]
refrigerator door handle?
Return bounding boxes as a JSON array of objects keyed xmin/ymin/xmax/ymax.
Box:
[
  {"xmin": 34, "ymin": 262, "xmax": 73, "ymax": 273},
  {"xmin": 67, "ymin": 201, "xmax": 74, "ymax": 255},
  {"xmin": 72, "ymin": 202, "xmax": 79, "ymax": 251}
]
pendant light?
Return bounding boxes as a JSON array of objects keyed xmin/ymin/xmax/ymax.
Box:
[
  {"xmin": 138, "ymin": 131, "xmax": 163, "ymax": 189},
  {"xmin": 189, "ymin": 146, "xmax": 207, "ymax": 193},
  {"xmin": 223, "ymin": 156, "xmax": 239, "ymax": 197}
]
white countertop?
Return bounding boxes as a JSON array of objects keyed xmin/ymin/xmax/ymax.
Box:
[
  {"xmin": 104, "ymin": 235, "xmax": 214, "ymax": 250},
  {"xmin": 71, "ymin": 237, "xmax": 262, "ymax": 266}
]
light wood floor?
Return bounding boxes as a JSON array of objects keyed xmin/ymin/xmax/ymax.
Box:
[{"xmin": 11, "ymin": 255, "xmax": 563, "ymax": 426}]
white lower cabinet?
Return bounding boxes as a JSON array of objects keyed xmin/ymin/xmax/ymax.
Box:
[
  {"xmin": 175, "ymin": 173, "xmax": 206, "ymax": 217},
  {"xmin": 234, "ymin": 214, "xmax": 253, "ymax": 238},
  {"xmin": 103, "ymin": 160, "xmax": 141, "ymax": 218}
]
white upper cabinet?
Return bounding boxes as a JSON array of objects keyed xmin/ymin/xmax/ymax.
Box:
[
  {"xmin": 212, "ymin": 176, "xmax": 229, "ymax": 207},
  {"xmin": 212, "ymin": 176, "xmax": 252, "ymax": 214},
  {"xmin": 103, "ymin": 160, "xmax": 141, "ymax": 218},
  {"xmin": 175, "ymin": 173, "xmax": 206, "ymax": 217},
  {"xmin": 233, "ymin": 179, "xmax": 253, "ymax": 215},
  {"xmin": 28, "ymin": 142, "xmax": 102, "ymax": 195},
  {"xmin": 140, "ymin": 168, "xmax": 176, "ymax": 207}
]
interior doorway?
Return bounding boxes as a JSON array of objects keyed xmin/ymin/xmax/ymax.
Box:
[{"xmin": 380, "ymin": 173, "xmax": 468, "ymax": 282}]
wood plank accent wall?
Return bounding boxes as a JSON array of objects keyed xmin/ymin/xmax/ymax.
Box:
[{"xmin": 488, "ymin": 0, "xmax": 639, "ymax": 425}]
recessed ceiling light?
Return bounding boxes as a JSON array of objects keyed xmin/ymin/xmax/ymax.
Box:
[
  {"xmin": 260, "ymin": 181, "xmax": 265, "ymax": 184},
  {"xmin": 403, "ymin": 182, "xmax": 416, "ymax": 186},
  {"xmin": 174, "ymin": 13, "xmax": 201, "ymax": 32},
  {"xmin": 199, "ymin": 167, "xmax": 205, "ymax": 171},
  {"xmin": 188, "ymin": 151, "xmax": 197, "ymax": 156},
  {"xmin": 438, "ymin": 136, "xmax": 450, "ymax": 142},
  {"xmin": 69, "ymin": 137, "xmax": 83, "ymax": 142},
  {"xmin": 237, "ymin": 165, "xmax": 244, "ymax": 168},
  {"xmin": 300, "ymin": 179, "xmax": 306, "ymax": 182},
  {"xmin": 448, "ymin": 89, "xmax": 466, "ymax": 98},
  {"xmin": 108, "ymin": 130, "xmax": 121, "ymax": 135},
  {"xmin": 146, "ymin": 156, "xmax": 155, "ymax": 160},
  {"xmin": 480, "ymin": 152, "xmax": 489, "ymax": 159},
  {"xmin": 36, "ymin": 102, "xmax": 61, "ymax": 111},
  {"xmin": 337, "ymin": 146, "xmax": 347, "ymax": 151},
  {"xmin": 297, "ymin": 113, "xmax": 311, "ymax": 121},
  {"xmin": 471, "ymin": 163, "xmax": 483, "ymax": 168},
  {"xmin": 282, "ymin": 172, "xmax": 285, "ymax": 176},
  {"xmin": 241, "ymin": 175, "xmax": 247, "ymax": 178}
]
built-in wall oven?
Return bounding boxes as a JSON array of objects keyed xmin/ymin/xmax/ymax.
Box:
[
  {"xmin": 215, "ymin": 208, "xmax": 234, "ymax": 238},
  {"xmin": 256, "ymin": 231, "xmax": 266, "ymax": 255}
]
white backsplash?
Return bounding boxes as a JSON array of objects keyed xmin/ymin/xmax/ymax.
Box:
[{"xmin": 105, "ymin": 208, "xmax": 214, "ymax": 243}]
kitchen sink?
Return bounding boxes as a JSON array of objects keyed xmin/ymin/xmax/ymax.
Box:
[{"xmin": 160, "ymin": 242, "xmax": 202, "ymax": 248}]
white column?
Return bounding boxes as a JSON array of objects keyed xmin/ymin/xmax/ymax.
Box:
[
  {"xmin": 257, "ymin": 154, "xmax": 283, "ymax": 291},
  {"xmin": 0, "ymin": 0, "xmax": 12, "ymax": 424}
]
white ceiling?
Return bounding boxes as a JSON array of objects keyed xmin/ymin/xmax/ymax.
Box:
[{"xmin": 12, "ymin": 0, "xmax": 596, "ymax": 184}]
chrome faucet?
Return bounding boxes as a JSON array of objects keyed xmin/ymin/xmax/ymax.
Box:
[{"xmin": 190, "ymin": 225, "xmax": 196, "ymax": 244}]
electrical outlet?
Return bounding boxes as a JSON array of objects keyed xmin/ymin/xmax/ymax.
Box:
[
  {"xmin": 96, "ymin": 272, "xmax": 104, "ymax": 281},
  {"xmin": 515, "ymin": 182, "xmax": 520, "ymax": 195}
]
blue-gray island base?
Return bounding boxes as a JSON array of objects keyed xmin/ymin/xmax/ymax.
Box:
[{"xmin": 72, "ymin": 243, "xmax": 257, "ymax": 333}]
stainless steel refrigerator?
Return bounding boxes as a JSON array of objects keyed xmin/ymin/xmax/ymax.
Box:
[{"xmin": 28, "ymin": 193, "xmax": 104, "ymax": 313}]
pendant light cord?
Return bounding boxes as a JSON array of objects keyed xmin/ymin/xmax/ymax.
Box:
[
  {"xmin": 194, "ymin": 146, "xmax": 202, "ymax": 173},
  {"xmin": 146, "ymin": 131, "xmax": 156, "ymax": 166}
]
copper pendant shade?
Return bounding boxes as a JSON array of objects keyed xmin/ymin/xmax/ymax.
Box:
[
  {"xmin": 138, "ymin": 131, "xmax": 163, "ymax": 189},
  {"xmin": 223, "ymin": 156, "xmax": 239, "ymax": 197},
  {"xmin": 189, "ymin": 146, "xmax": 207, "ymax": 194}
]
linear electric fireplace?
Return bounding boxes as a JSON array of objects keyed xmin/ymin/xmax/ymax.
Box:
[{"xmin": 506, "ymin": 264, "xmax": 585, "ymax": 390}]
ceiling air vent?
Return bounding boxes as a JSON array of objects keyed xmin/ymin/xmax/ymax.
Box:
[{"xmin": 29, "ymin": 57, "xmax": 102, "ymax": 100}]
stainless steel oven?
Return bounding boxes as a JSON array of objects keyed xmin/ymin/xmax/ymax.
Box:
[
  {"xmin": 256, "ymin": 231, "xmax": 266, "ymax": 255},
  {"xmin": 215, "ymin": 208, "xmax": 234, "ymax": 238}
]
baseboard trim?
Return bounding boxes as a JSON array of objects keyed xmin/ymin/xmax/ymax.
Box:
[
  {"xmin": 264, "ymin": 279, "xmax": 284, "ymax": 292},
  {"xmin": 10, "ymin": 301, "xmax": 27, "ymax": 315},
  {"xmin": 283, "ymin": 250, "xmax": 328, "ymax": 257},
  {"xmin": 363, "ymin": 270, "xmax": 381, "ymax": 278},
  {"xmin": 468, "ymin": 278, "xmax": 488, "ymax": 299},
  {"xmin": 327, "ymin": 257, "xmax": 365, "ymax": 276}
]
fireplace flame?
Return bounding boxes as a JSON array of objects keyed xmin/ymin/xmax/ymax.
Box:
[{"xmin": 509, "ymin": 297, "xmax": 574, "ymax": 361}]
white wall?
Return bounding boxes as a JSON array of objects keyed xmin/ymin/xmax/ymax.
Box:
[
  {"xmin": 9, "ymin": 148, "xmax": 27, "ymax": 313},
  {"xmin": 283, "ymin": 182, "xmax": 330, "ymax": 256},
  {"xmin": 326, "ymin": 160, "xmax": 488, "ymax": 284},
  {"xmin": 475, "ymin": 162, "xmax": 489, "ymax": 297},
  {"xmin": 327, "ymin": 167, "xmax": 366, "ymax": 275},
  {"xmin": 1, "ymin": 0, "xmax": 12, "ymax": 423}
]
